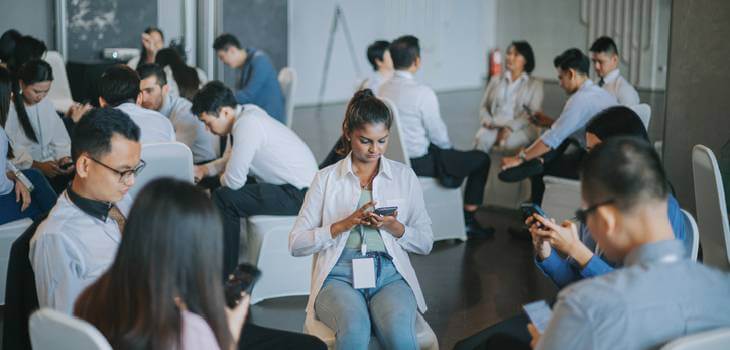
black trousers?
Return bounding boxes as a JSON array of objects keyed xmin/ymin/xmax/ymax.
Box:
[
  {"xmin": 410, "ymin": 146, "xmax": 491, "ymax": 206},
  {"xmin": 240, "ymin": 323, "xmax": 326, "ymax": 350},
  {"xmin": 453, "ymin": 313, "xmax": 531, "ymax": 350},
  {"xmin": 529, "ymin": 140, "xmax": 586, "ymax": 205},
  {"xmin": 213, "ymin": 183, "xmax": 307, "ymax": 278}
]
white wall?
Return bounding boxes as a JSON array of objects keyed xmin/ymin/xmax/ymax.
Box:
[{"xmin": 289, "ymin": 0, "xmax": 496, "ymax": 106}]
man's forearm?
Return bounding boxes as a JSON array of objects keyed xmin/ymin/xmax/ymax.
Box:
[{"xmin": 524, "ymin": 139, "xmax": 552, "ymax": 161}]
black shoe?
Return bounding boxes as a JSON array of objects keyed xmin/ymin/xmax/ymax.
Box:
[
  {"xmin": 499, "ymin": 159, "xmax": 544, "ymax": 182},
  {"xmin": 464, "ymin": 210, "xmax": 495, "ymax": 239},
  {"xmin": 507, "ymin": 226, "xmax": 531, "ymax": 240}
]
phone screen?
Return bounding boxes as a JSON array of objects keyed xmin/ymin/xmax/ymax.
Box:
[
  {"xmin": 374, "ymin": 206, "xmax": 398, "ymax": 216},
  {"xmin": 523, "ymin": 300, "xmax": 552, "ymax": 334}
]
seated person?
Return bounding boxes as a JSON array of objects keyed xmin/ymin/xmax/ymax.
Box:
[
  {"xmin": 475, "ymin": 41, "xmax": 543, "ymax": 153},
  {"xmin": 0, "ymin": 66, "xmax": 56, "ymax": 224},
  {"xmin": 191, "ymin": 81, "xmax": 318, "ymax": 277},
  {"xmin": 214, "ymin": 33, "xmax": 285, "ymax": 124},
  {"xmin": 6, "ymin": 59, "xmax": 74, "ymax": 192},
  {"xmin": 289, "ymin": 89, "xmax": 433, "ymax": 349},
  {"xmin": 358, "ymin": 40, "xmax": 393, "ymax": 94},
  {"xmin": 127, "ymin": 26, "xmax": 164, "ymax": 69},
  {"xmin": 98, "ymin": 65, "xmax": 175, "ymax": 144},
  {"xmin": 0, "ymin": 29, "xmax": 21, "ymax": 67},
  {"xmin": 501, "ymin": 48, "xmax": 617, "ymax": 205},
  {"xmin": 531, "ymin": 137, "xmax": 730, "ymax": 350},
  {"xmin": 589, "ymin": 36, "xmax": 640, "ymax": 106},
  {"xmin": 137, "ymin": 63, "xmax": 217, "ymax": 163},
  {"xmin": 379, "ymin": 35, "xmax": 492, "ymax": 237},
  {"xmin": 155, "ymin": 47, "xmax": 207, "ymax": 100},
  {"xmin": 30, "ymin": 107, "xmax": 142, "ymax": 314},
  {"xmin": 7, "ymin": 34, "xmax": 46, "ymax": 73}
]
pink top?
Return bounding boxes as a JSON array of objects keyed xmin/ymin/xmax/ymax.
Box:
[{"xmin": 181, "ymin": 310, "xmax": 222, "ymax": 350}]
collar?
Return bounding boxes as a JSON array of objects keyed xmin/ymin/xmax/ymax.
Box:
[
  {"xmin": 504, "ymin": 71, "xmax": 528, "ymax": 84},
  {"xmin": 66, "ymin": 186, "xmax": 114, "ymax": 222},
  {"xmin": 336, "ymin": 153, "xmax": 393, "ymax": 181},
  {"xmin": 623, "ymin": 239, "xmax": 686, "ymax": 267},
  {"xmin": 393, "ymin": 70, "xmax": 414, "ymax": 80},
  {"xmin": 602, "ymin": 69, "xmax": 621, "ymax": 84},
  {"xmin": 578, "ymin": 79, "xmax": 595, "ymax": 92},
  {"xmin": 234, "ymin": 104, "xmax": 245, "ymax": 119},
  {"xmin": 158, "ymin": 94, "xmax": 174, "ymax": 117}
]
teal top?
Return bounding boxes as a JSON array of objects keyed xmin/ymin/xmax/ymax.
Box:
[{"xmin": 345, "ymin": 189, "xmax": 386, "ymax": 252}]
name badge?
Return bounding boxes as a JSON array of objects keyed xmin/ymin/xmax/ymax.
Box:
[{"xmin": 352, "ymin": 257, "xmax": 376, "ymax": 289}]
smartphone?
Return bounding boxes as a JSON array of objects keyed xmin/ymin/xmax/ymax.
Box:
[
  {"xmin": 224, "ymin": 263, "xmax": 261, "ymax": 308},
  {"xmin": 522, "ymin": 104, "xmax": 534, "ymax": 117},
  {"xmin": 523, "ymin": 300, "xmax": 553, "ymax": 334},
  {"xmin": 520, "ymin": 203, "xmax": 547, "ymax": 228},
  {"xmin": 373, "ymin": 206, "xmax": 398, "ymax": 216},
  {"xmin": 59, "ymin": 161, "xmax": 74, "ymax": 170}
]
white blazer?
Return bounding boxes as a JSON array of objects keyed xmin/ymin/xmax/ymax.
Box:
[{"xmin": 289, "ymin": 154, "xmax": 433, "ymax": 315}]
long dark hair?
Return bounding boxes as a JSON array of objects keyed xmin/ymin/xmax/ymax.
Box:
[
  {"xmin": 336, "ymin": 89, "xmax": 393, "ymax": 156},
  {"xmin": 140, "ymin": 26, "xmax": 164, "ymax": 64},
  {"xmin": 74, "ymin": 178, "xmax": 233, "ymax": 350},
  {"xmin": 0, "ymin": 66, "xmax": 13, "ymax": 159},
  {"xmin": 13, "ymin": 59, "xmax": 53, "ymax": 143},
  {"xmin": 155, "ymin": 48, "xmax": 200, "ymax": 100}
]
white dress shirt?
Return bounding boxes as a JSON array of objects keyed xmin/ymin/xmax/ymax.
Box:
[
  {"xmin": 598, "ymin": 69, "xmax": 640, "ymax": 106},
  {"xmin": 358, "ymin": 71, "xmax": 392, "ymax": 95},
  {"xmin": 205, "ymin": 104, "xmax": 318, "ymax": 190},
  {"xmin": 116, "ymin": 103, "xmax": 175, "ymax": 144},
  {"xmin": 289, "ymin": 154, "xmax": 433, "ymax": 316},
  {"xmin": 158, "ymin": 94, "xmax": 217, "ymax": 163},
  {"xmin": 30, "ymin": 190, "xmax": 132, "ymax": 314},
  {"xmin": 379, "ymin": 71, "xmax": 452, "ymax": 158},
  {"xmin": 5, "ymin": 98, "xmax": 71, "ymax": 170},
  {"xmin": 540, "ymin": 80, "xmax": 618, "ymax": 149}
]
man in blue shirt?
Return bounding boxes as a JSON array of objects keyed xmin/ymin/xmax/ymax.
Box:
[{"xmin": 213, "ymin": 33, "xmax": 285, "ymax": 124}]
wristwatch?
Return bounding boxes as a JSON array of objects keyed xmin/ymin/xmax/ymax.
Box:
[{"xmin": 518, "ymin": 150, "xmax": 528, "ymax": 162}]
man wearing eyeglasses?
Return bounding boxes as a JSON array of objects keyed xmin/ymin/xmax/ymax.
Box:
[
  {"xmin": 29, "ymin": 108, "xmax": 142, "ymax": 314},
  {"xmin": 528, "ymin": 137, "xmax": 730, "ymax": 350}
]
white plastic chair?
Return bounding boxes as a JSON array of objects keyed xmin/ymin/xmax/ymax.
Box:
[
  {"xmin": 129, "ymin": 142, "xmax": 194, "ymax": 199},
  {"xmin": 0, "ymin": 218, "xmax": 33, "ymax": 305},
  {"xmin": 661, "ymin": 327, "xmax": 730, "ymax": 350},
  {"xmin": 278, "ymin": 67, "xmax": 297, "ymax": 128},
  {"xmin": 541, "ymin": 176, "xmax": 582, "ymax": 223},
  {"xmin": 29, "ymin": 308, "xmax": 112, "ymax": 350},
  {"xmin": 304, "ymin": 310, "xmax": 439, "ymax": 350},
  {"xmin": 630, "ymin": 103, "xmax": 652, "ymax": 130},
  {"xmin": 681, "ymin": 209, "xmax": 700, "ymax": 261},
  {"xmin": 691, "ymin": 145, "xmax": 730, "ymax": 270},
  {"xmin": 381, "ymin": 97, "xmax": 466, "ymax": 241},
  {"xmin": 44, "ymin": 51, "xmax": 74, "ymax": 113},
  {"xmin": 245, "ymin": 215, "xmax": 312, "ymax": 304}
]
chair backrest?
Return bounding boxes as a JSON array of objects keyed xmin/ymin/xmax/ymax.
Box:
[
  {"xmin": 129, "ymin": 142, "xmax": 194, "ymax": 199},
  {"xmin": 661, "ymin": 327, "xmax": 730, "ymax": 350},
  {"xmin": 681, "ymin": 209, "xmax": 700, "ymax": 261},
  {"xmin": 0, "ymin": 218, "xmax": 33, "ymax": 305},
  {"xmin": 29, "ymin": 308, "xmax": 112, "ymax": 350},
  {"xmin": 691, "ymin": 145, "xmax": 730, "ymax": 270},
  {"xmin": 380, "ymin": 97, "xmax": 411, "ymax": 166},
  {"xmin": 44, "ymin": 51, "xmax": 74, "ymax": 113},
  {"xmin": 278, "ymin": 67, "xmax": 297, "ymax": 128},
  {"xmin": 630, "ymin": 103, "xmax": 652, "ymax": 130}
]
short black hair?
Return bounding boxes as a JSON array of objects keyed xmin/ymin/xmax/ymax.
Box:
[
  {"xmin": 71, "ymin": 107, "xmax": 140, "ymax": 161},
  {"xmin": 589, "ymin": 36, "xmax": 619, "ymax": 56},
  {"xmin": 99, "ymin": 65, "xmax": 141, "ymax": 107},
  {"xmin": 213, "ymin": 33, "xmax": 241, "ymax": 52},
  {"xmin": 136, "ymin": 63, "xmax": 167, "ymax": 86},
  {"xmin": 12, "ymin": 35, "xmax": 46, "ymax": 71},
  {"xmin": 586, "ymin": 106, "xmax": 648, "ymax": 143},
  {"xmin": 191, "ymin": 81, "xmax": 237, "ymax": 117},
  {"xmin": 389, "ymin": 35, "xmax": 420, "ymax": 70},
  {"xmin": 0, "ymin": 29, "xmax": 21, "ymax": 63},
  {"xmin": 580, "ymin": 136, "xmax": 669, "ymax": 212},
  {"xmin": 510, "ymin": 41, "xmax": 535, "ymax": 74},
  {"xmin": 553, "ymin": 48, "xmax": 590, "ymax": 76},
  {"xmin": 366, "ymin": 40, "xmax": 390, "ymax": 71}
]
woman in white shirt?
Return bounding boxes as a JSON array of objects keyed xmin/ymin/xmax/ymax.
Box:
[
  {"xmin": 475, "ymin": 41, "xmax": 544, "ymax": 153},
  {"xmin": 290, "ymin": 89, "xmax": 433, "ymax": 349},
  {"xmin": 6, "ymin": 59, "xmax": 73, "ymax": 192}
]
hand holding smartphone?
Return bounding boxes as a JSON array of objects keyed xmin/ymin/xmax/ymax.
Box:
[
  {"xmin": 224, "ymin": 264, "xmax": 261, "ymax": 308},
  {"xmin": 520, "ymin": 203, "xmax": 548, "ymax": 229},
  {"xmin": 373, "ymin": 206, "xmax": 398, "ymax": 217},
  {"xmin": 523, "ymin": 300, "xmax": 553, "ymax": 334}
]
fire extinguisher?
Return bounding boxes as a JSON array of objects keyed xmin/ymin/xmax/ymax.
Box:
[{"xmin": 488, "ymin": 48, "xmax": 502, "ymax": 80}]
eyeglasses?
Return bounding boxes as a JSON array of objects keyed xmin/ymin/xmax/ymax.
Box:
[
  {"xmin": 574, "ymin": 199, "xmax": 615, "ymax": 224},
  {"xmin": 88, "ymin": 157, "xmax": 146, "ymax": 183}
]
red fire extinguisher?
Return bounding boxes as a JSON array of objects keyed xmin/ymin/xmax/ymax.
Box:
[{"xmin": 488, "ymin": 48, "xmax": 502, "ymax": 80}]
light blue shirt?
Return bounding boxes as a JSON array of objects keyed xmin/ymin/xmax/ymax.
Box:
[
  {"xmin": 537, "ymin": 239, "xmax": 730, "ymax": 350},
  {"xmin": 540, "ymin": 80, "xmax": 617, "ymax": 149},
  {"xmin": 159, "ymin": 94, "xmax": 217, "ymax": 163}
]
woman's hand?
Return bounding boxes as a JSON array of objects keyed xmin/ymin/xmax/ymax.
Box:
[
  {"xmin": 527, "ymin": 323, "xmax": 541, "ymax": 349},
  {"xmin": 529, "ymin": 215, "xmax": 594, "ymax": 268},
  {"xmin": 496, "ymin": 127, "xmax": 512, "ymax": 147},
  {"xmin": 330, "ymin": 201, "xmax": 375, "ymax": 237},
  {"xmin": 66, "ymin": 102, "xmax": 92, "ymax": 123},
  {"xmin": 193, "ymin": 165, "xmax": 208, "ymax": 183},
  {"xmin": 365, "ymin": 211, "xmax": 405, "ymax": 238},
  {"xmin": 34, "ymin": 160, "xmax": 62, "ymax": 178},
  {"xmin": 225, "ymin": 293, "xmax": 250, "ymax": 347},
  {"xmin": 14, "ymin": 178, "xmax": 31, "ymax": 211}
]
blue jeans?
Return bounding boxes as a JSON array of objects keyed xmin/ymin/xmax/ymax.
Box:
[
  {"xmin": 315, "ymin": 248, "xmax": 418, "ymax": 350},
  {"xmin": 0, "ymin": 169, "xmax": 57, "ymax": 225}
]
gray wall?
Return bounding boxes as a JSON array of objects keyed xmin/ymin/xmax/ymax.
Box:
[
  {"xmin": 663, "ymin": 0, "xmax": 730, "ymax": 212},
  {"xmin": 0, "ymin": 0, "xmax": 55, "ymax": 49}
]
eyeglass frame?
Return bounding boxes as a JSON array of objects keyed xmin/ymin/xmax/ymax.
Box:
[
  {"xmin": 87, "ymin": 156, "xmax": 146, "ymax": 183},
  {"xmin": 574, "ymin": 199, "xmax": 615, "ymax": 224}
]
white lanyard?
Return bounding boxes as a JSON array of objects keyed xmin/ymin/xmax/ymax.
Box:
[{"xmin": 360, "ymin": 225, "xmax": 367, "ymax": 256}]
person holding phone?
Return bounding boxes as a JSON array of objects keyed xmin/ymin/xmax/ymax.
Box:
[
  {"xmin": 290, "ymin": 89, "xmax": 433, "ymax": 349},
  {"xmin": 474, "ymin": 41, "xmax": 544, "ymax": 153}
]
